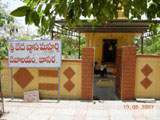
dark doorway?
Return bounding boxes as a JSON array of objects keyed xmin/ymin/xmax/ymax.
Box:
[
  {"xmin": 93, "ymin": 39, "xmax": 118, "ymax": 100},
  {"xmin": 102, "ymin": 39, "xmax": 117, "ymax": 63}
]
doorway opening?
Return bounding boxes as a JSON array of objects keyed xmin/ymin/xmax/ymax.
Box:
[
  {"xmin": 93, "ymin": 39, "xmax": 118, "ymax": 100},
  {"xmin": 102, "ymin": 39, "xmax": 117, "ymax": 64}
]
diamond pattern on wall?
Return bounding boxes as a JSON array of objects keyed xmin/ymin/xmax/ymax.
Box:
[
  {"xmin": 141, "ymin": 77, "xmax": 152, "ymax": 89},
  {"xmin": 63, "ymin": 67, "xmax": 75, "ymax": 79},
  {"xmin": 13, "ymin": 68, "xmax": 34, "ymax": 89},
  {"xmin": 64, "ymin": 80, "xmax": 75, "ymax": 92},
  {"xmin": 63, "ymin": 67, "xmax": 75, "ymax": 92},
  {"xmin": 141, "ymin": 64, "xmax": 153, "ymax": 89},
  {"xmin": 141, "ymin": 64, "xmax": 153, "ymax": 76}
]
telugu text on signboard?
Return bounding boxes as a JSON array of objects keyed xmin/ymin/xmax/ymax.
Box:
[{"xmin": 8, "ymin": 40, "xmax": 62, "ymax": 68}]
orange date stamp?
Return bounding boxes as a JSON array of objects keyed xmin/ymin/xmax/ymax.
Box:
[{"xmin": 123, "ymin": 104, "xmax": 154, "ymax": 110}]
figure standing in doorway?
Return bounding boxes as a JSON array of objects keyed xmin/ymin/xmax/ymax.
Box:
[{"xmin": 100, "ymin": 62, "xmax": 107, "ymax": 78}]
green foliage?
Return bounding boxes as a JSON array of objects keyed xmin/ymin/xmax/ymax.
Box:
[
  {"xmin": 10, "ymin": 6, "xmax": 29, "ymax": 17},
  {"xmin": 142, "ymin": 36, "xmax": 160, "ymax": 54},
  {"xmin": 149, "ymin": 23, "xmax": 160, "ymax": 35},
  {"xmin": 0, "ymin": 1, "xmax": 14, "ymax": 70},
  {"xmin": 61, "ymin": 35, "xmax": 85, "ymax": 59},
  {"xmin": 10, "ymin": 0, "xmax": 160, "ymax": 34},
  {"xmin": 32, "ymin": 11, "xmax": 40, "ymax": 26},
  {"xmin": 135, "ymin": 25, "xmax": 160, "ymax": 54},
  {"xmin": 0, "ymin": 37, "xmax": 8, "ymax": 70},
  {"xmin": 0, "ymin": 2, "xmax": 14, "ymax": 27}
]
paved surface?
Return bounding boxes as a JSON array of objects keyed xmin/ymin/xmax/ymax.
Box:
[
  {"xmin": 1, "ymin": 98, "xmax": 160, "ymax": 120},
  {"xmin": 94, "ymin": 74, "xmax": 118, "ymax": 100}
]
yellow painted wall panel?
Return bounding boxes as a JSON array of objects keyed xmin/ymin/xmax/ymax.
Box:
[
  {"xmin": 1, "ymin": 61, "xmax": 10, "ymax": 97},
  {"xmin": 60, "ymin": 61, "xmax": 82, "ymax": 99},
  {"xmin": 12, "ymin": 68, "xmax": 39, "ymax": 98},
  {"xmin": 135, "ymin": 57, "xmax": 160, "ymax": 98}
]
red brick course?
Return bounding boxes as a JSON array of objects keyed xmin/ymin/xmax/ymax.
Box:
[
  {"xmin": 38, "ymin": 70, "xmax": 58, "ymax": 77},
  {"xmin": 81, "ymin": 48, "xmax": 94, "ymax": 100},
  {"xmin": 39, "ymin": 83, "xmax": 58, "ymax": 90}
]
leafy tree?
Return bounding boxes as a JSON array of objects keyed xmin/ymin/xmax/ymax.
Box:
[
  {"xmin": 35, "ymin": 24, "xmax": 85, "ymax": 58},
  {"xmin": 135, "ymin": 25, "xmax": 160, "ymax": 54},
  {"xmin": 0, "ymin": 37, "xmax": 8, "ymax": 70},
  {"xmin": 10, "ymin": 0, "xmax": 160, "ymax": 34},
  {"xmin": 60, "ymin": 35, "xmax": 85, "ymax": 58},
  {"xmin": 0, "ymin": 2, "xmax": 14, "ymax": 27},
  {"xmin": 0, "ymin": 1, "xmax": 14, "ymax": 70}
]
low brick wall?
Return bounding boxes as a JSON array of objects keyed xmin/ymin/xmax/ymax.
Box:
[
  {"xmin": 1, "ymin": 47, "xmax": 95, "ymax": 100},
  {"xmin": 116, "ymin": 46, "xmax": 160, "ymax": 100},
  {"xmin": 1, "ymin": 59, "xmax": 82, "ymax": 99}
]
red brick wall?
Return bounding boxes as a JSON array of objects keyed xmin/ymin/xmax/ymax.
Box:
[
  {"xmin": 116, "ymin": 46, "xmax": 136, "ymax": 100},
  {"xmin": 82, "ymin": 48, "xmax": 94, "ymax": 100},
  {"xmin": 121, "ymin": 46, "xmax": 136, "ymax": 100}
]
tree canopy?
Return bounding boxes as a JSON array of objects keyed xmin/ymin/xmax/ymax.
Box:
[
  {"xmin": 0, "ymin": 1, "xmax": 14, "ymax": 70},
  {"xmin": 0, "ymin": 2, "xmax": 14, "ymax": 27},
  {"xmin": 135, "ymin": 24, "xmax": 160, "ymax": 54},
  {"xmin": 10, "ymin": 0, "xmax": 160, "ymax": 34}
]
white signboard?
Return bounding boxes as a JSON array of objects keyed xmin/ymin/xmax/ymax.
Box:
[{"xmin": 8, "ymin": 40, "xmax": 62, "ymax": 68}]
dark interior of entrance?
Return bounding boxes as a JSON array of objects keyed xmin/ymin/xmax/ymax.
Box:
[
  {"xmin": 102, "ymin": 39, "xmax": 117, "ymax": 64},
  {"xmin": 93, "ymin": 39, "xmax": 118, "ymax": 100}
]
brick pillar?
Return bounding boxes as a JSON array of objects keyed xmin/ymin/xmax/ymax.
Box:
[
  {"xmin": 82, "ymin": 48, "xmax": 94, "ymax": 100},
  {"xmin": 121, "ymin": 46, "xmax": 136, "ymax": 100}
]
